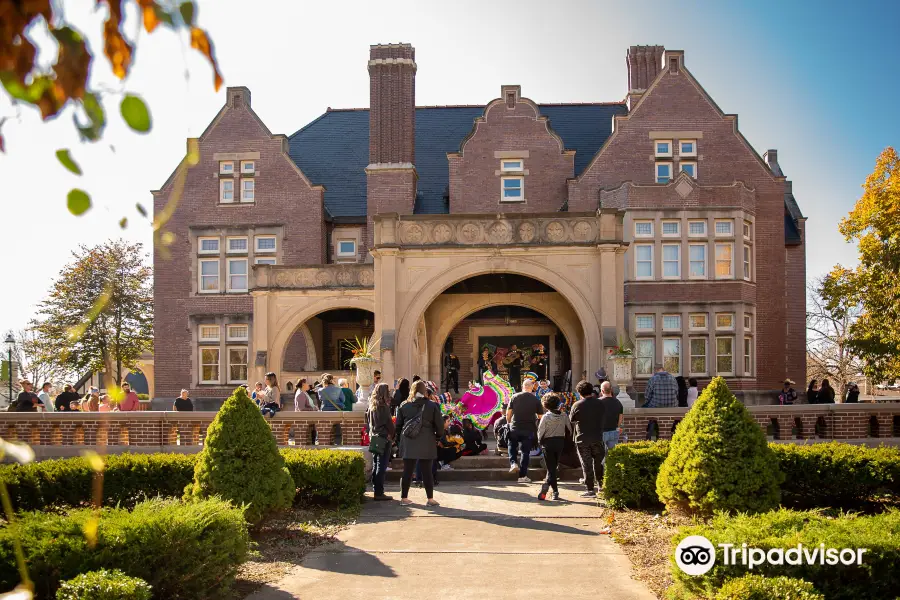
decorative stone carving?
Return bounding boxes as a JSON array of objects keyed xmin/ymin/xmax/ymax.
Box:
[
  {"xmin": 432, "ymin": 223, "xmax": 453, "ymax": 243},
  {"xmin": 460, "ymin": 222, "xmax": 482, "ymax": 244},
  {"xmin": 358, "ymin": 269, "xmax": 374, "ymax": 286},
  {"xmin": 401, "ymin": 223, "xmax": 425, "ymax": 244},
  {"xmin": 315, "ymin": 271, "xmax": 332, "ymax": 286},
  {"xmin": 255, "ymin": 265, "xmax": 376, "ymax": 290},
  {"xmin": 336, "ymin": 270, "xmax": 354, "ymax": 286},
  {"xmin": 275, "ymin": 271, "xmax": 291, "ymax": 287},
  {"xmin": 518, "ymin": 222, "xmax": 536, "ymax": 243},
  {"xmin": 546, "ymin": 221, "xmax": 566, "ymax": 242},
  {"xmin": 675, "ymin": 178, "xmax": 694, "ymax": 199},
  {"xmin": 573, "ymin": 220, "xmax": 593, "ymax": 242},
  {"xmin": 487, "ymin": 221, "xmax": 512, "ymax": 244}
]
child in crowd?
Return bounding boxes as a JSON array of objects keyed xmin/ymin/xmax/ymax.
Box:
[
  {"xmin": 251, "ymin": 382, "xmax": 264, "ymax": 406},
  {"xmin": 537, "ymin": 392, "xmax": 572, "ymax": 501},
  {"xmin": 438, "ymin": 422, "xmax": 465, "ymax": 470},
  {"xmin": 461, "ymin": 418, "xmax": 488, "ymax": 455},
  {"xmin": 536, "ymin": 379, "xmax": 552, "ymax": 399}
]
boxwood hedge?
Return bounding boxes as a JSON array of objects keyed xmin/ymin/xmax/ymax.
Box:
[{"xmin": 56, "ymin": 569, "xmax": 152, "ymax": 600}]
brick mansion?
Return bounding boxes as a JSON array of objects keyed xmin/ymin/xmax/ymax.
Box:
[{"xmin": 152, "ymin": 43, "xmax": 806, "ymax": 406}]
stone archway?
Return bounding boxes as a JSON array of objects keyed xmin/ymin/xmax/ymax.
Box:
[{"xmin": 395, "ymin": 257, "xmax": 601, "ymax": 384}]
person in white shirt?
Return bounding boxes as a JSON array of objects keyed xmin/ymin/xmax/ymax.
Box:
[
  {"xmin": 686, "ymin": 378, "xmax": 699, "ymax": 407},
  {"xmin": 37, "ymin": 382, "xmax": 55, "ymax": 412}
]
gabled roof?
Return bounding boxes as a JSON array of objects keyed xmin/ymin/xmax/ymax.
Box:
[{"xmin": 287, "ymin": 103, "xmax": 627, "ymax": 217}]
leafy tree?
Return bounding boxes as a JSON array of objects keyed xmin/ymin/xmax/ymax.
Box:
[
  {"xmin": 31, "ymin": 240, "xmax": 152, "ymax": 386},
  {"xmin": 656, "ymin": 377, "xmax": 782, "ymax": 516},
  {"xmin": 1, "ymin": 0, "xmax": 222, "ymax": 217},
  {"xmin": 806, "ymin": 271, "xmax": 863, "ymax": 396},
  {"xmin": 837, "ymin": 147, "xmax": 900, "ymax": 383},
  {"xmin": 12, "ymin": 328, "xmax": 73, "ymax": 390},
  {"xmin": 185, "ymin": 387, "xmax": 295, "ymax": 523}
]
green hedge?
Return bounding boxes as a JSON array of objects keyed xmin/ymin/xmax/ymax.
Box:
[
  {"xmin": 56, "ymin": 569, "xmax": 152, "ymax": 600},
  {"xmin": 602, "ymin": 441, "xmax": 669, "ymax": 508},
  {"xmin": 714, "ymin": 575, "xmax": 823, "ymax": 600},
  {"xmin": 281, "ymin": 448, "xmax": 365, "ymax": 507},
  {"xmin": 602, "ymin": 441, "xmax": 900, "ymax": 509},
  {"xmin": 0, "ymin": 498, "xmax": 248, "ymax": 599},
  {"xmin": 672, "ymin": 509, "xmax": 900, "ymax": 600}
]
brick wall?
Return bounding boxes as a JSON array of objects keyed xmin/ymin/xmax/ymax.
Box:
[
  {"xmin": 153, "ymin": 87, "xmax": 326, "ymax": 399},
  {"xmin": 785, "ymin": 219, "xmax": 807, "ymax": 386}
]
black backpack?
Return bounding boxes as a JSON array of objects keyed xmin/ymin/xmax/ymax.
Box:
[{"xmin": 402, "ymin": 401, "xmax": 427, "ymax": 439}]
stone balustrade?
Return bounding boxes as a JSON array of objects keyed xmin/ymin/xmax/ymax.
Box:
[
  {"xmin": 1, "ymin": 404, "xmax": 898, "ymax": 461},
  {"xmin": 252, "ymin": 263, "xmax": 375, "ymax": 290}
]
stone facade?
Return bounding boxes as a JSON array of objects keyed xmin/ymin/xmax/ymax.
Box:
[{"xmin": 153, "ymin": 43, "xmax": 806, "ymax": 405}]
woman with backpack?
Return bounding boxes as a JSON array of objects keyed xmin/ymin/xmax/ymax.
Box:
[
  {"xmin": 366, "ymin": 382, "xmax": 395, "ymax": 501},
  {"xmin": 395, "ymin": 380, "xmax": 444, "ymax": 506}
]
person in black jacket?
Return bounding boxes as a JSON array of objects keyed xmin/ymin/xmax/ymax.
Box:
[
  {"xmin": 461, "ymin": 418, "xmax": 487, "ymax": 455},
  {"xmin": 14, "ymin": 380, "xmax": 38, "ymax": 412},
  {"xmin": 55, "ymin": 384, "xmax": 80, "ymax": 412},
  {"xmin": 444, "ymin": 354, "xmax": 461, "ymax": 394},
  {"xmin": 807, "ymin": 380, "xmax": 819, "ymax": 404},
  {"xmin": 477, "ymin": 348, "xmax": 496, "ymax": 386},
  {"xmin": 675, "ymin": 376, "xmax": 688, "ymax": 408},
  {"xmin": 569, "ymin": 380, "xmax": 607, "ymax": 498},
  {"xmin": 818, "ymin": 379, "xmax": 836, "ymax": 403},
  {"xmin": 395, "ymin": 380, "xmax": 444, "ymax": 506},
  {"xmin": 392, "ymin": 378, "xmax": 410, "ymax": 415}
]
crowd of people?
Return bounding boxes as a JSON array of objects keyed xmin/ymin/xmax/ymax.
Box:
[{"xmin": 9, "ymin": 379, "xmax": 144, "ymax": 413}]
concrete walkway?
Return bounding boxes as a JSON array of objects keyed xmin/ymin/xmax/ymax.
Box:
[{"xmin": 247, "ymin": 482, "xmax": 657, "ymax": 600}]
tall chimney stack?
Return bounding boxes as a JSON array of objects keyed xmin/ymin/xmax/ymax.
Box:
[
  {"xmin": 626, "ymin": 45, "xmax": 664, "ymax": 110},
  {"xmin": 366, "ymin": 43, "xmax": 418, "ymax": 253}
]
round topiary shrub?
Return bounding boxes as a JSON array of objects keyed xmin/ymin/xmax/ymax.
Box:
[
  {"xmin": 714, "ymin": 574, "xmax": 823, "ymax": 600},
  {"xmin": 184, "ymin": 386, "xmax": 295, "ymax": 522},
  {"xmin": 656, "ymin": 377, "xmax": 782, "ymax": 515},
  {"xmin": 56, "ymin": 569, "xmax": 152, "ymax": 600}
]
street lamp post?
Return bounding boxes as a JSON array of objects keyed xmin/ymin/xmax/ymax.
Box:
[{"xmin": 4, "ymin": 333, "xmax": 14, "ymax": 407}]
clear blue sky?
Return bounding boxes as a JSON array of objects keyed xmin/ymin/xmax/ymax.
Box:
[{"xmin": 1, "ymin": 0, "xmax": 898, "ymax": 334}]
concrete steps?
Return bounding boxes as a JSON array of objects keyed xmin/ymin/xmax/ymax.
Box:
[{"xmin": 384, "ymin": 452, "xmax": 581, "ymax": 482}]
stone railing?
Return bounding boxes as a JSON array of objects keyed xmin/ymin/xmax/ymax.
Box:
[
  {"xmin": 373, "ymin": 211, "xmax": 625, "ymax": 248},
  {"xmin": 252, "ymin": 264, "xmax": 374, "ymax": 290},
  {"xmin": 0, "ymin": 411, "xmax": 366, "ymax": 460}
]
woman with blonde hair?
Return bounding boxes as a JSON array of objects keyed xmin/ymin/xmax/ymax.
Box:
[
  {"xmin": 260, "ymin": 372, "xmax": 281, "ymax": 417},
  {"xmin": 394, "ymin": 380, "xmax": 444, "ymax": 506},
  {"xmin": 338, "ymin": 378, "xmax": 356, "ymax": 411},
  {"xmin": 366, "ymin": 382, "xmax": 395, "ymax": 501}
]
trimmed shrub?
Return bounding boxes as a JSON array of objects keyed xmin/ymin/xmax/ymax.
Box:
[
  {"xmin": 656, "ymin": 377, "xmax": 783, "ymax": 515},
  {"xmin": 714, "ymin": 575, "xmax": 823, "ymax": 600},
  {"xmin": 56, "ymin": 569, "xmax": 152, "ymax": 600},
  {"xmin": 0, "ymin": 453, "xmax": 198, "ymax": 512},
  {"xmin": 773, "ymin": 442, "xmax": 900, "ymax": 509},
  {"xmin": 281, "ymin": 448, "xmax": 365, "ymax": 506},
  {"xmin": 0, "ymin": 498, "xmax": 249, "ymax": 599},
  {"xmin": 602, "ymin": 441, "xmax": 669, "ymax": 508},
  {"xmin": 672, "ymin": 509, "xmax": 900, "ymax": 600},
  {"xmin": 185, "ymin": 386, "xmax": 294, "ymax": 522}
]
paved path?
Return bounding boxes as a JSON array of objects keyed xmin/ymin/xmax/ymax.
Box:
[{"xmin": 247, "ymin": 482, "xmax": 656, "ymax": 600}]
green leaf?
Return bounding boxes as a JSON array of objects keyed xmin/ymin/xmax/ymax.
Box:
[
  {"xmin": 119, "ymin": 217, "xmax": 128, "ymax": 229},
  {"xmin": 56, "ymin": 149, "xmax": 82, "ymax": 175},
  {"xmin": 179, "ymin": 1, "xmax": 195, "ymax": 26},
  {"xmin": 75, "ymin": 92, "xmax": 106, "ymax": 142},
  {"xmin": 154, "ymin": 5, "xmax": 176, "ymax": 27},
  {"xmin": 120, "ymin": 95, "xmax": 152, "ymax": 133},
  {"xmin": 136, "ymin": 203, "xmax": 148, "ymax": 218},
  {"xmin": 67, "ymin": 189, "xmax": 91, "ymax": 216}
]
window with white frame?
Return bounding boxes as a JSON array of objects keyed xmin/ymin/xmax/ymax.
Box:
[
  {"xmin": 715, "ymin": 219, "xmax": 733, "ymax": 236},
  {"xmin": 241, "ymin": 160, "xmax": 255, "ymax": 174},
  {"xmin": 743, "ymin": 220, "xmax": 752, "ymax": 239},
  {"xmin": 744, "ymin": 314, "xmax": 752, "ymax": 331},
  {"xmin": 744, "ymin": 338, "xmax": 752, "ymax": 375},
  {"xmin": 656, "ymin": 162, "xmax": 672, "ymax": 184},
  {"xmin": 501, "ymin": 177, "xmax": 523, "ymax": 201},
  {"xmin": 198, "ymin": 237, "xmax": 219, "ymax": 254},
  {"xmin": 227, "ymin": 237, "xmax": 248, "ymax": 253},
  {"xmin": 255, "ymin": 235, "xmax": 276, "ymax": 253},
  {"xmin": 715, "ymin": 243, "xmax": 733, "ymax": 278},
  {"xmin": 681, "ymin": 161, "xmax": 697, "ymax": 179},
  {"xmin": 689, "ymin": 313, "xmax": 708, "ymax": 330},
  {"xmin": 663, "ymin": 338, "xmax": 681, "ymax": 374},
  {"xmin": 200, "ymin": 348, "xmax": 220, "ymax": 383},
  {"xmin": 716, "ymin": 312, "xmax": 735, "ymax": 330},
  {"xmin": 690, "ymin": 338, "xmax": 707, "ymax": 374},
  {"xmin": 655, "ymin": 140, "xmax": 672, "ymax": 157},
  {"xmin": 227, "ymin": 258, "xmax": 248, "ymax": 292},
  {"xmin": 662, "ymin": 314, "xmax": 682, "ymax": 331},
  {"xmin": 336, "ymin": 239, "xmax": 357, "ymax": 258},
  {"xmin": 220, "ymin": 179, "xmax": 234, "ymax": 203},
  {"xmin": 689, "ymin": 244, "xmax": 707, "ymax": 278},
  {"xmin": 716, "ymin": 337, "xmax": 734, "ymax": 374},
  {"xmin": 241, "ymin": 179, "xmax": 255, "ymax": 202},
  {"xmin": 635, "ymin": 244, "xmax": 653, "ymax": 279},
  {"xmin": 635, "ymin": 314, "xmax": 655, "ymax": 332},
  {"xmin": 679, "ymin": 140, "xmax": 697, "ymax": 157},
  {"xmin": 199, "ymin": 324, "xmax": 220, "ymax": 342},
  {"xmin": 635, "ymin": 338, "xmax": 654, "ymax": 376},
  {"xmin": 219, "ymin": 161, "xmax": 234, "ymax": 174},
  {"xmin": 688, "ymin": 220, "xmax": 707, "ymax": 237},
  {"xmin": 227, "ymin": 324, "xmax": 249, "ymax": 341},
  {"xmin": 662, "ymin": 244, "xmax": 680, "ymax": 278},
  {"xmin": 743, "ymin": 245, "xmax": 751, "ymax": 280},
  {"xmin": 255, "ymin": 257, "xmax": 276, "ymax": 265},
  {"xmin": 634, "ymin": 221, "xmax": 654, "ymax": 237},
  {"xmin": 228, "ymin": 347, "xmax": 249, "ymax": 383},
  {"xmin": 661, "ymin": 220, "xmax": 680, "ymax": 237},
  {"xmin": 500, "ymin": 159, "xmax": 523, "ymax": 172},
  {"xmin": 199, "ymin": 259, "xmax": 219, "ymax": 292}
]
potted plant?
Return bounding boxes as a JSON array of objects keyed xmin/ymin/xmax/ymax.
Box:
[
  {"xmin": 607, "ymin": 334, "xmax": 635, "ymax": 409},
  {"xmin": 342, "ymin": 335, "xmax": 381, "ymax": 386}
]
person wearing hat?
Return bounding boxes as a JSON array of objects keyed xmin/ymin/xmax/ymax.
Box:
[
  {"xmin": 14, "ymin": 380, "xmax": 39, "ymax": 412},
  {"xmin": 779, "ymin": 379, "xmax": 798, "ymax": 405}
]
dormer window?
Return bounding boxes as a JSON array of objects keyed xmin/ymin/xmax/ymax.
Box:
[
  {"xmin": 679, "ymin": 140, "xmax": 697, "ymax": 157},
  {"xmin": 655, "ymin": 140, "xmax": 673, "ymax": 157},
  {"xmin": 219, "ymin": 161, "xmax": 234, "ymax": 175},
  {"xmin": 241, "ymin": 160, "xmax": 255, "ymax": 174},
  {"xmin": 501, "ymin": 159, "xmax": 523, "ymax": 172}
]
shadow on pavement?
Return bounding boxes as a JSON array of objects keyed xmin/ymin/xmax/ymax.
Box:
[{"xmin": 301, "ymin": 540, "xmax": 397, "ymax": 577}]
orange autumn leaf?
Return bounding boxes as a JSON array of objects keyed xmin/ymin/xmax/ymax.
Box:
[
  {"xmin": 140, "ymin": 1, "xmax": 160, "ymax": 33},
  {"xmin": 102, "ymin": 0, "xmax": 133, "ymax": 79},
  {"xmin": 190, "ymin": 27, "xmax": 223, "ymax": 91}
]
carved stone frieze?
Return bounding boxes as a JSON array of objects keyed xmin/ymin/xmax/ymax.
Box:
[{"xmin": 253, "ymin": 264, "xmax": 375, "ymax": 290}]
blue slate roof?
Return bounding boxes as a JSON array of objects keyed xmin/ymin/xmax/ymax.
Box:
[{"xmin": 288, "ymin": 104, "xmax": 627, "ymax": 218}]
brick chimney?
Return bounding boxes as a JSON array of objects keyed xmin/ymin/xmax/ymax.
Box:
[
  {"xmin": 626, "ymin": 45, "xmax": 664, "ymax": 110},
  {"xmin": 366, "ymin": 43, "xmax": 418, "ymax": 253}
]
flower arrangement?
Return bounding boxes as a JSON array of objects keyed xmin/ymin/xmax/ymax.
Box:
[
  {"xmin": 341, "ymin": 335, "xmax": 381, "ymax": 367},
  {"xmin": 608, "ymin": 334, "xmax": 635, "ymax": 359}
]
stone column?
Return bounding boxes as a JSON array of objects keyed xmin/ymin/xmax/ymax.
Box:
[{"xmin": 373, "ymin": 243, "xmax": 399, "ymax": 385}]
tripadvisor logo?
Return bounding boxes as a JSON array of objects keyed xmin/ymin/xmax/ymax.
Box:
[{"xmin": 675, "ymin": 535, "xmax": 868, "ymax": 576}]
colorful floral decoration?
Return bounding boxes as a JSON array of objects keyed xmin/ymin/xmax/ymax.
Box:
[{"xmin": 440, "ymin": 370, "xmax": 512, "ymax": 430}]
